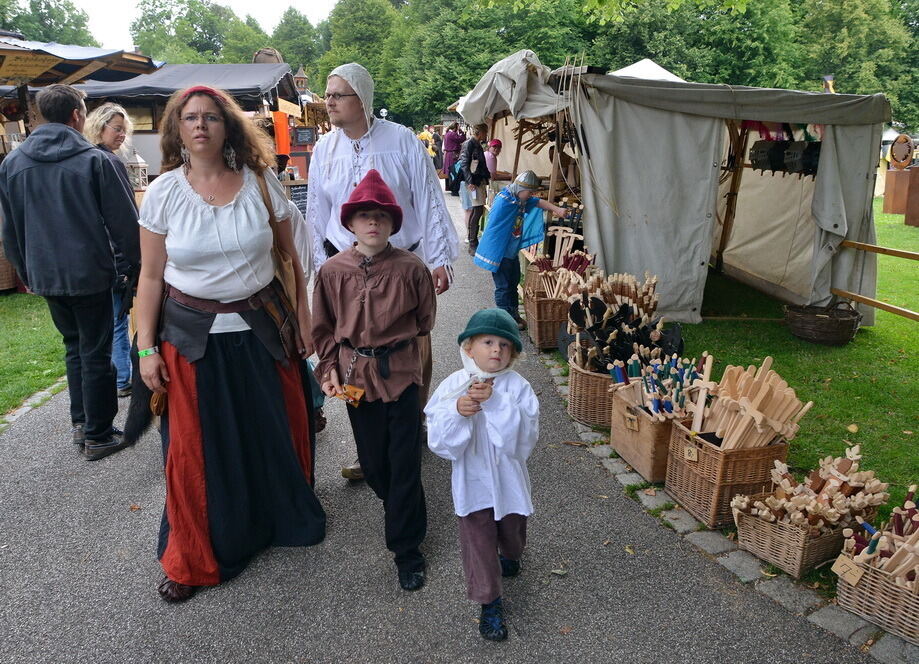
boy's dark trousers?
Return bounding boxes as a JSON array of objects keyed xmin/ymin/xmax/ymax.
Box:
[
  {"xmin": 347, "ymin": 383, "xmax": 427, "ymax": 573},
  {"xmin": 491, "ymin": 257, "xmax": 521, "ymax": 317},
  {"xmin": 44, "ymin": 290, "xmax": 118, "ymax": 441}
]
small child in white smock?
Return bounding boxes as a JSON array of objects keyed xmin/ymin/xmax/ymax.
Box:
[{"xmin": 424, "ymin": 308, "xmax": 539, "ymax": 642}]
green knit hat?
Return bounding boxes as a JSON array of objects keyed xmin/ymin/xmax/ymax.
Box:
[{"xmin": 457, "ymin": 308, "xmax": 523, "ymax": 352}]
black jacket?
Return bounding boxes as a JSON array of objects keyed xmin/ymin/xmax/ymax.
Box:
[
  {"xmin": 0, "ymin": 123, "xmax": 140, "ymax": 296},
  {"xmin": 459, "ymin": 137, "xmax": 490, "ymax": 186}
]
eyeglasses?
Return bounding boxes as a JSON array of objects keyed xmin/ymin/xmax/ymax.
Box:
[
  {"xmin": 181, "ymin": 113, "xmax": 224, "ymax": 125},
  {"xmin": 105, "ymin": 122, "xmax": 127, "ymax": 135},
  {"xmin": 325, "ymin": 93, "xmax": 359, "ymax": 101}
]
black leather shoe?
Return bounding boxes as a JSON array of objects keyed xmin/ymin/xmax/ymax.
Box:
[
  {"xmin": 499, "ymin": 555, "xmax": 521, "ymax": 577},
  {"xmin": 398, "ymin": 569, "xmax": 425, "ymax": 591},
  {"xmin": 83, "ymin": 429, "xmax": 132, "ymax": 461},
  {"xmin": 479, "ymin": 598, "xmax": 508, "ymax": 641},
  {"xmin": 157, "ymin": 575, "xmax": 197, "ymax": 603}
]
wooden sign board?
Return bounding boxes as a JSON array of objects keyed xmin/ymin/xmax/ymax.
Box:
[
  {"xmin": 294, "ymin": 127, "xmax": 317, "ymax": 146},
  {"xmin": 831, "ymin": 554, "xmax": 865, "ymax": 586},
  {"xmin": 0, "ymin": 53, "xmax": 62, "ymax": 85}
]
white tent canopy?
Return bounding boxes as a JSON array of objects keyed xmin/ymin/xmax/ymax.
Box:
[
  {"xmin": 610, "ymin": 59, "xmax": 685, "ymax": 82},
  {"xmin": 573, "ymin": 74, "xmax": 888, "ymax": 323}
]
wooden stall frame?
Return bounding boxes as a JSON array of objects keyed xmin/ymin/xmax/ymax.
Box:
[{"xmin": 833, "ymin": 240, "xmax": 919, "ymax": 322}]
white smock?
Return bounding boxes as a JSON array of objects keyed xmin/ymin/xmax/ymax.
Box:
[
  {"xmin": 425, "ymin": 352, "xmax": 539, "ymax": 519},
  {"xmin": 138, "ymin": 166, "xmax": 290, "ymax": 333},
  {"xmin": 306, "ymin": 118, "xmax": 458, "ymax": 271}
]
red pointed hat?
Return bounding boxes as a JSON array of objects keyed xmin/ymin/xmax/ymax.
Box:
[{"xmin": 340, "ymin": 169, "xmax": 403, "ymax": 234}]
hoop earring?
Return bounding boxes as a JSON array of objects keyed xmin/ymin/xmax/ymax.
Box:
[
  {"xmin": 223, "ymin": 143, "xmax": 239, "ymax": 172},
  {"xmin": 180, "ymin": 145, "xmax": 190, "ymax": 171}
]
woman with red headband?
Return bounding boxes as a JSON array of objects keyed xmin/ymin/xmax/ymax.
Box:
[{"xmin": 134, "ymin": 85, "xmax": 326, "ymax": 602}]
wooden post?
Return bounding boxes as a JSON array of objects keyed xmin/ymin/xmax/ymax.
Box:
[
  {"xmin": 18, "ymin": 85, "xmax": 30, "ymax": 136},
  {"xmin": 512, "ymin": 118, "xmax": 524, "ymax": 179},
  {"xmin": 715, "ymin": 121, "xmax": 749, "ymax": 272}
]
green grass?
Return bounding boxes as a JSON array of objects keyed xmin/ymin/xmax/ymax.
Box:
[
  {"xmin": 0, "ymin": 293, "xmax": 65, "ymax": 416},
  {"xmin": 688, "ymin": 198, "xmax": 918, "ymax": 515}
]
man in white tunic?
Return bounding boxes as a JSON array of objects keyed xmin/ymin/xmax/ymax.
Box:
[{"xmin": 307, "ymin": 63, "xmax": 458, "ymax": 480}]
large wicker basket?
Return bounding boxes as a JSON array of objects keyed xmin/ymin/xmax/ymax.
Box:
[
  {"xmin": 784, "ymin": 301, "xmax": 862, "ymax": 346},
  {"xmin": 0, "ymin": 239, "xmax": 16, "ymax": 291},
  {"xmin": 524, "ymin": 294, "xmax": 567, "ymax": 350},
  {"xmin": 567, "ymin": 346, "xmax": 612, "ymax": 428},
  {"xmin": 609, "ymin": 381, "xmax": 673, "ymax": 483},
  {"xmin": 734, "ymin": 497, "xmax": 876, "ymax": 579},
  {"xmin": 665, "ymin": 420, "xmax": 788, "ymax": 527},
  {"xmin": 523, "ymin": 263, "xmax": 545, "ymax": 298},
  {"xmin": 837, "ymin": 554, "xmax": 919, "ymax": 646}
]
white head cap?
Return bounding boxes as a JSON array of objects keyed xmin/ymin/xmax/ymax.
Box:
[{"xmin": 328, "ymin": 62, "xmax": 374, "ymax": 129}]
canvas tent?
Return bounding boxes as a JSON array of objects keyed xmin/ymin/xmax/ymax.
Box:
[{"xmin": 460, "ymin": 50, "xmax": 889, "ymax": 325}]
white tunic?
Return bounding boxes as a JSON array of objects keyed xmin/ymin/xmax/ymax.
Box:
[
  {"xmin": 138, "ymin": 166, "xmax": 290, "ymax": 333},
  {"xmin": 306, "ymin": 118, "xmax": 459, "ymax": 271},
  {"xmin": 425, "ymin": 368, "xmax": 539, "ymax": 519}
]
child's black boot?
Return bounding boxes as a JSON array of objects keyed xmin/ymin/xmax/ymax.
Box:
[
  {"xmin": 499, "ymin": 554, "xmax": 520, "ymax": 577},
  {"xmin": 479, "ymin": 597, "xmax": 508, "ymax": 641}
]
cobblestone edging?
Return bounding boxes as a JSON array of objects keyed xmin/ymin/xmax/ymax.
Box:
[
  {"xmin": 534, "ymin": 347, "xmax": 918, "ymax": 664},
  {"xmin": 0, "ymin": 377, "xmax": 67, "ymax": 434}
]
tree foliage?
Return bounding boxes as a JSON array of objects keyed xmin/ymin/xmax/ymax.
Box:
[
  {"xmin": 1, "ymin": 0, "xmax": 98, "ymax": 46},
  {"xmin": 271, "ymin": 7, "xmax": 319, "ymax": 80}
]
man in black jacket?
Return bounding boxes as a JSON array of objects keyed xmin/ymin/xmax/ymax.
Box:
[{"xmin": 0, "ymin": 84, "xmax": 140, "ymax": 460}]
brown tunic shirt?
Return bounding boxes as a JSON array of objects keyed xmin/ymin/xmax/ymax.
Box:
[{"xmin": 312, "ymin": 244, "xmax": 436, "ymax": 403}]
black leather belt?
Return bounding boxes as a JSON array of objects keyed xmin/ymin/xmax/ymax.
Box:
[{"xmin": 343, "ymin": 339, "xmax": 411, "ymax": 379}]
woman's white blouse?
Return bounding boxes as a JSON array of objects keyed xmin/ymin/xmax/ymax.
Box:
[{"xmin": 138, "ymin": 166, "xmax": 290, "ymax": 333}]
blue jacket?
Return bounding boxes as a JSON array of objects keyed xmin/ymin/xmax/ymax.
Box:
[
  {"xmin": 473, "ymin": 188, "xmax": 543, "ymax": 273},
  {"xmin": 0, "ymin": 123, "xmax": 139, "ymax": 296}
]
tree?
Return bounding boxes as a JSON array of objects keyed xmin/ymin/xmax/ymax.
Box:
[
  {"xmin": 271, "ymin": 7, "xmax": 318, "ymax": 77},
  {"xmin": 131, "ymin": 0, "xmax": 247, "ymax": 63},
  {"xmin": 316, "ymin": 0, "xmax": 399, "ymax": 105},
  {"xmin": 482, "ymin": 0, "xmax": 749, "ymax": 24},
  {"xmin": 219, "ymin": 15, "xmax": 270, "ymax": 64},
  {"xmin": 7, "ymin": 0, "xmax": 98, "ymax": 46}
]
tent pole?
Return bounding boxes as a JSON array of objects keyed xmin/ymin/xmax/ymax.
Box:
[
  {"xmin": 512, "ymin": 119, "xmax": 524, "ymax": 179},
  {"xmin": 715, "ymin": 121, "xmax": 748, "ymax": 272},
  {"xmin": 547, "ymin": 123, "xmax": 562, "ymax": 205},
  {"xmin": 18, "ymin": 85, "xmax": 30, "ymax": 136}
]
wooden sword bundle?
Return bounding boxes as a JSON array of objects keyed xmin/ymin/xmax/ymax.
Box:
[
  {"xmin": 691, "ymin": 356, "xmax": 814, "ymax": 449},
  {"xmin": 842, "ymin": 484, "xmax": 919, "ymax": 591},
  {"xmin": 731, "ymin": 447, "xmax": 890, "ymax": 537}
]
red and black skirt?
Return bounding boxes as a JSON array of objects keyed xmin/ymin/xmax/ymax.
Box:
[{"xmin": 156, "ymin": 331, "xmax": 325, "ymax": 587}]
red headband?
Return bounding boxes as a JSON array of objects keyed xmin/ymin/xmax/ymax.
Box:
[{"xmin": 181, "ymin": 85, "xmax": 224, "ymax": 103}]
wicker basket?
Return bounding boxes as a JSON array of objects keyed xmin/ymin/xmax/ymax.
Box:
[
  {"xmin": 567, "ymin": 345, "xmax": 612, "ymax": 428},
  {"xmin": 784, "ymin": 301, "xmax": 862, "ymax": 346},
  {"xmin": 524, "ymin": 295, "xmax": 567, "ymax": 350},
  {"xmin": 735, "ymin": 497, "xmax": 876, "ymax": 578},
  {"xmin": 837, "ymin": 555, "xmax": 919, "ymax": 646},
  {"xmin": 523, "ymin": 264, "xmax": 546, "ymax": 298},
  {"xmin": 0, "ymin": 241, "xmax": 16, "ymax": 291},
  {"xmin": 609, "ymin": 381, "xmax": 673, "ymax": 483},
  {"xmin": 665, "ymin": 420, "xmax": 788, "ymax": 527}
]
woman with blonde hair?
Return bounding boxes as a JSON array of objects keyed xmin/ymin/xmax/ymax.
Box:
[
  {"xmin": 134, "ymin": 85, "xmax": 325, "ymax": 602},
  {"xmin": 84, "ymin": 102, "xmax": 136, "ymax": 398}
]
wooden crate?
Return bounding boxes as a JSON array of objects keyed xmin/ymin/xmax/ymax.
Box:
[
  {"xmin": 524, "ymin": 294, "xmax": 567, "ymax": 350},
  {"xmin": 567, "ymin": 349, "xmax": 612, "ymax": 428},
  {"xmin": 734, "ymin": 498, "xmax": 875, "ymax": 578},
  {"xmin": 665, "ymin": 420, "xmax": 787, "ymax": 527},
  {"xmin": 837, "ymin": 554, "xmax": 919, "ymax": 646},
  {"xmin": 609, "ymin": 381, "xmax": 672, "ymax": 483}
]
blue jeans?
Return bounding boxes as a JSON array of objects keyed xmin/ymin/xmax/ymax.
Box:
[
  {"xmin": 491, "ymin": 257, "xmax": 521, "ymax": 317},
  {"xmin": 112, "ymin": 292, "xmax": 131, "ymax": 390}
]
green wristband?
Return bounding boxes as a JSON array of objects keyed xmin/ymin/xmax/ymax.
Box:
[{"xmin": 138, "ymin": 346, "xmax": 160, "ymax": 358}]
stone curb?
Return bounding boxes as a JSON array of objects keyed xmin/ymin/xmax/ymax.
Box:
[
  {"xmin": 0, "ymin": 377, "xmax": 67, "ymax": 432},
  {"xmin": 532, "ymin": 345, "xmax": 908, "ymax": 663}
]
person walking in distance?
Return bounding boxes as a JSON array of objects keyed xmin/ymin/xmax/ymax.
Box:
[
  {"xmin": 0, "ymin": 85, "xmax": 139, "ymax": 460},
  {"xmin": 458, "ymin": 124, "xmax": 490, "ymax": 255}
]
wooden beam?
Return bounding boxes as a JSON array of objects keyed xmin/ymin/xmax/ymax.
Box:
[
  {"xmin": 511, "ymin": 118, "xmax": 524, "ymax": 179},
  {"xmin": 831, "ymin": 288, "xmax": 919, "ymax": 322},
  {"xmin": 840, "ymin": 240, "xmax": 919, "ymax": 261},
  {"xmin": 715, "ymin": 121, "xmax": 749, "ymax": 272},
  {"xmin": 57, "ymin": 60, "xmax": 107, "ymax": 85}
]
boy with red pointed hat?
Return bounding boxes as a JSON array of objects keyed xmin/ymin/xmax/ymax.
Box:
[{"xmin": 312, "ymin": 169, "xmax": 436, "ymax": 591}]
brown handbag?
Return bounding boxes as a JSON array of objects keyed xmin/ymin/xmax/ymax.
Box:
[{"xmin": 255, "ymin": 171, "xmax": 303, "ymax": 357}]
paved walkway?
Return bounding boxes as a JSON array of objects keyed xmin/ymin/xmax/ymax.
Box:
[{"xmin": 0, "ymin": 192, "xmax": 874, "ymax": 663}]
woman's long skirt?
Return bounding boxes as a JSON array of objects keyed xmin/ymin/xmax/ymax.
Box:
[{"xmin": 157, "ymin": 331, "xmax": 326, "ymax": 587}]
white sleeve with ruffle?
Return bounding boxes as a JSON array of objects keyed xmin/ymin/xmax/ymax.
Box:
[
  {"xmin": 407, "ymin": 134, "xmax": 459, "ymax": 270},
  {"xmin": 425, "ymin": 371, "xmax": 475, "ymax": 461},
  {"xmin": 480, "ymin": 373, "xmax": 540, "ymax": 461},
  {"xmin": 306, "ymin": 143, "xmax": 331, "ymax": 271}
]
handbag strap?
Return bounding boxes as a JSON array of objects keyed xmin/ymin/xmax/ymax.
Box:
[{"xmin": 254, "ymin": 170, "xmax": 281, "ymax": 249}]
